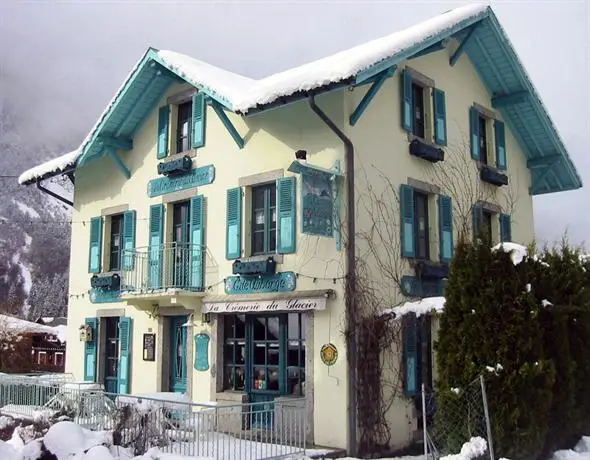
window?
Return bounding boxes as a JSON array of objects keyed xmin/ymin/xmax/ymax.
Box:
[
  {"xmin": 401, "ymin": 68, "xmax": 447, "ymax": 146},
  {"xmin": 222, "ymin": 313, "xmax": 306, "ymax": 396},
  {"xmin": 414, "ymin": 191, "xmax": 430, "ymax": 260},
  {"xmin": 176, "ymin": 101, "xmax": 192, "ymax": 154},
  {"xmin": 470, "ymin": 106, "xmax": 507, "ymax": 171},
  {"xmin": 478, "ymin": 115, "xmax": 489, "ymax": 164},
  {"xmin": 224, "ymin": 315, "xmax": 246, "ymax": 391},
  {"xmin": 55, "ymin": 352, "xmax": 64, "ymax": 367},
  {"xmin": 109, "ymin": 214, "xmax": 124, "ymax": 271},
  {"xmin": 403, "ymin": 313, "xmax": 433, "ymax": 396},
  {"xmin": 37, "ymin": 351, "xmax": 47, "ymax": 365},
  {"xmin": 412, "ymin": 83, "xmax": 426, "ymax": 139},
  {"xmin": 251, "ymin": 183, "xmax": 277, "ymax": 255}
]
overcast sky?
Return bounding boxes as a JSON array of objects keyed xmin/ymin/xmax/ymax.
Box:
[{"xmin": 1, "ymin": 0, "xmax": 588, "ymax": 246}]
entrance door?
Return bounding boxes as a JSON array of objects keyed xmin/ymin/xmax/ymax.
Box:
[
  {"xmin": 169, "ymin": 316, "xmax": 188, "ymax": 393},
  {"xmin": 172, "ymin": 202, "xmax": 190, "ymax": 288},
  {"xmin": 248, "ymin": 315, "xmax": 282, "ymax": 429},
  {"xmin": 104, "ymin": 317, "xmax": 120, "ymax": 393}
]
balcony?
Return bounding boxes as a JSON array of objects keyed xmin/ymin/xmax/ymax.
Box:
[{"xmin": 120, "ymin": 243, "xmax": 206, "ymax": 299}]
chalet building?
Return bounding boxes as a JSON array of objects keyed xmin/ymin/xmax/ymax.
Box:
[
  {"xmin": 19, "ymin": 3, "xmax": 581, "ymax": 453},
  {"xmin": 32, "ymin": 317, "xmax": 67, "ymax": 373},
  {"xmin": 0, "ymin": 315, "xmax": 65, "ymax": 374}
]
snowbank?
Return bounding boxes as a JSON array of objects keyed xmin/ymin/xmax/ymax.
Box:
[{"xmin": 385, "ymin": 296, "xmax": 446, "ymax": 318}]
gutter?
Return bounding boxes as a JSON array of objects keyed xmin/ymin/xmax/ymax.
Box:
[{"xmin": 308, "ymin": 94, "xmax": 358, "ymax": 457}]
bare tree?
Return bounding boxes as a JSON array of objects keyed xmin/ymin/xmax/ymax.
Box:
[{"xmin": 349, "ymin": 136, "xmax": 522, "ymax": 454}]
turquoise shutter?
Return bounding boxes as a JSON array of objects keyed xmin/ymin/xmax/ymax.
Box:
[
  {"xmin": 403, "ymin": 314, "xmax": 419, "ymax": 397},
  {"xmin": 190, "ymin": 195, "xmax": 205, "ymax": 291},
  {"xmin": 191, "ymin": 92, "xmax": 206, "ymax": 149},
  {"xmin": 157, "ymin": 105, "xmax": 170, "ymax": 159},
  {"xmin": 277, "ymin": 176, "xmax": 297, "ymax": 254},
  {"xmin": 469, "ymin": 106, "xmax": 480, "ymax": 160},
  {"xmin": 117, "ymin": 317, "xmax": 133, "ymax": 394},
  {"xmin": 400, "ymin": 184, "xmax": 415, "ymax": 258},
  {"xmin": 433, "ymin": 88, "xmax": 447, "ymax": 146},
  {"xmin": 401, "ymin": 69, "xmax": 413, "ymax": 132},
  {"xmin": 148, "ymin": 204, "xmax": 164, "ymax": 289},
  {"xmin": 438, "ymin": 195, "xmax": 453, "ymax": 262},
  {"xmin": 500, "ymin": 214, "xmax": 512, "ymax": 242},
  {"xmin": 88, "ymin": 217, "xmax": 102, "ymax": 274},
  {"xmin": 494, "ymin": 120, "xmax": 507, "ymax": 170},
  {"xmin": 472, "ymin": 205, "xmax": 484, "ymax": 241},
  {"xmin": 226, "ymin": 188, "xmax": 242, "ymax": 260},
  {"xmin": 83, "ymin": 317, "xmax": 98, "ymax": 382},
  {"xmin": 122, "ymin": 210, "xmax": 136, "ymax": 270}
]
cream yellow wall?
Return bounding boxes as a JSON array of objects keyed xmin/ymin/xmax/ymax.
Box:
[
  {"xmin": 64, "ymin": 40, "xmax": 539, "ymax": 452},
  {"xmin": 343, "ymin": 43, "xmax": 535, "ymax": 449},
  {"xmin": 65, "ymin": 83, "xmax": 349, "ymax": 448}
]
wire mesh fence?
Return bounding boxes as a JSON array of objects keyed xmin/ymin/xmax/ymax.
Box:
[
  {"xmin": 0, "ymin": 375, "xmax": 307, "ymax": 460},
  {"xmin": 422, "ymin": 376, "xmax": 494, "ymax": 460}
]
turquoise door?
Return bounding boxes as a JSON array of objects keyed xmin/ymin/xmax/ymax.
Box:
[{"xmin": 170, "ymin": 316, "xmax": 188, "ymax": 393}]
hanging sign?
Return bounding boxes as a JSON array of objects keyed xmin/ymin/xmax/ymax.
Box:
[
  {"xmin": 320, "ymin": 343, "xmax": 338, "ymax": 366},
  {"xmin": 203, "ymin": 296, "xmax": 326, "ymax": 314},
  {"xmin": 194, "ymin": 333, "xmax": 210, "ymax": 371}
]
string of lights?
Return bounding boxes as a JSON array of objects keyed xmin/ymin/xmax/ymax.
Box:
[{"xmin": 67, "ymin": 272, "xmax": 347, "ymax": 299}]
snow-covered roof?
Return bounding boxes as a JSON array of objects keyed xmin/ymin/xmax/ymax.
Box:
[
  {"xmin": 18, "ymin": 1, "xmax": 581, "ymax": 195},
  {"xmin": 158, "ymin": 3, "xmax": 487, "ymax": 112},
  {"xmin": 18, "ymin": 3, "xmax": 487, "ymax": 186},
  {"xmin": 0, "ymin": 314, "xmax": 67, "ymax": 342},
  {"xmin": 18, "ymin": 148, "xmax": 79, "ymax": 185}
]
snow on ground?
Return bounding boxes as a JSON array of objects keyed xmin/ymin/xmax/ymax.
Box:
[
  {"xmin": 12, "ymin": 201, "xmax": 40, "ymax": 219},
  {"xmin": 552, "ymin": 436, "xmax": 590, "ymax": 460},
  {"xmin": 384, "ymin": 296, "xmax": 446, "ymax": 318}
]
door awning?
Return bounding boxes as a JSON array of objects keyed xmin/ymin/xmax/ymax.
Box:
[{"xmin": 202, "ymin": 289, "xmax": 335, "ymax": 314}]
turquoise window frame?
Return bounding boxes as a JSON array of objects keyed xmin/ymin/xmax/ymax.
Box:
[
  {"xmin": 222, "ymin": 313, "xmax": 306, "ymax": 397},
  {"xmin": 108, "ymin": 214, "xmax": 124, "ymax": 272}
]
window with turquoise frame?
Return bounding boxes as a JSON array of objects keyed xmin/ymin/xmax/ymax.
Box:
[
  {"xmin": 251, "ymin": 183, "xmax": 277, "ymax": 255},
  {"xmin": 222, "ymin": 313, "xmax": 306, "ymax": 395}
]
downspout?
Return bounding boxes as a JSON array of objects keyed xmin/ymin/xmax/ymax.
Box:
[{"xmin": 308, "ymin": 94, "xmax": 358, "ymax": 456}]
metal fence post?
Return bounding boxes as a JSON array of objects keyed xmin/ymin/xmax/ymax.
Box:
[
  {"xmin": 422, "ymin": 383, "xmax": 428, "ymax": 460},
  {"xmin": 479, "ymin": 375, "xmax": 495, "ymax": 460}
]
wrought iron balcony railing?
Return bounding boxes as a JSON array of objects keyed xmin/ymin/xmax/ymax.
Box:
[{"xmin": 120, "ymin": 243, "xmax": 206, "ymax": 295}]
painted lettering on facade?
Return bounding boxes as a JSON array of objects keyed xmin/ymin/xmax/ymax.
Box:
[
  {"xmin": 147, "ymin": 164, "xmax": 215, "ymax": 197},
  {"xmin": 203, "ymin": 296, "xmax": 326, "ymax": 313},
  {"xmin": 224, "ymin": 271, "xmax": 296, "ymax": 295}
]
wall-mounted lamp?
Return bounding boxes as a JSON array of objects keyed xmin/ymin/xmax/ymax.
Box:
[
  {"xmin": 295, "ymin": 149, "xmax": 307, "ymax": 162},
  {"xmin": 181, "ymin": 313, "xmax": 211, "ymax": 327}
]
